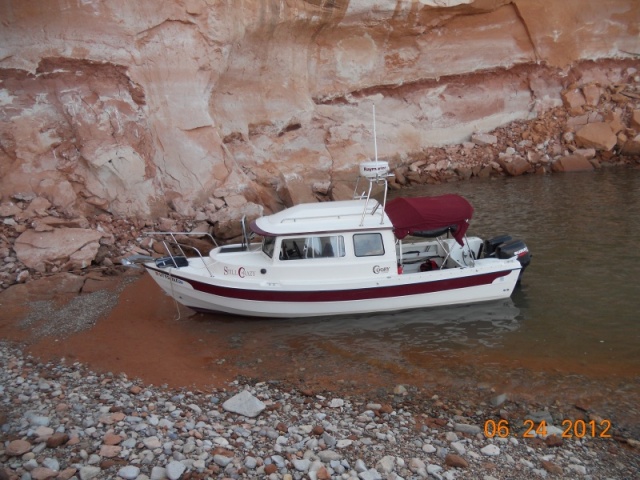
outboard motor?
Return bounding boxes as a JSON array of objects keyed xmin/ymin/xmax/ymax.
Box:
[
  {"xmin": 484, "ymin": 235, "xmax": 531, "ymax": 283},
  {"xmin": 496, "ymin": 239, "xmax": 531, "ymax": 271},
  {"xmin": 484, "ymin": 234, "xmax": 512, "ymax": 257}
]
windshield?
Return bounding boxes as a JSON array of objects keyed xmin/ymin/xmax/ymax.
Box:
[
  {"xmin": 262, "ymin": 236, "xmax": 276, "ymax": 258},
  {"xmin": 280, "ymin": 235, "xmax": 345, "ymax": 260}
]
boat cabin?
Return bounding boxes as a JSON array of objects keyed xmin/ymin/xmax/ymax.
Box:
[{"xmin": 239, "ymin": 199, "xmax": 400, "ymax": 281}]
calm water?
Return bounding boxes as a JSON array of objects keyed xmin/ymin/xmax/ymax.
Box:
[
  {"xmin": 181, "ymin": 167, "xmax": 640, "ymax": 428},
  {"xmin": 231, "ymin": 167, "xmax": 640, "ymax": 374},
  {"xmin": 396, "ymin": 167, "xmax": 640, "ymax": 373}
]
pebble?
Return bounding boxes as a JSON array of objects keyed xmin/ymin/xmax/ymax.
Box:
[
  {"xmin": 481, "ymin": 444, "xmax": 501, "ymax": 456},
  {"xmin": 118, "ymin": 465, "xmax": 140, "ymax": 479},
  {"xmin": 6, "ymin": 439, "xmax": 31, "ymax": 456},
  {"xmin": 0, "ymin": 341, "xmax": 638, "ymax": 480},
  {"xmin": 165, "ymin": 460, "xmax": 185, "ymax": 480}
]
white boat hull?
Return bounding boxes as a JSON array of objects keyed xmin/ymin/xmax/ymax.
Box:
[{"xmin": 144, "ymin": 260, "xmax": 521, "ymax": 318}]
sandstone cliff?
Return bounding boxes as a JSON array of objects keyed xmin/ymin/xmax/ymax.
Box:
[
  {"xmin": 1, "ymin": 0, "xmax": 640, "ymax": 286},
  {"xmin": 1, "ymin": 0, "xmax": 638, "ymax": 215}
]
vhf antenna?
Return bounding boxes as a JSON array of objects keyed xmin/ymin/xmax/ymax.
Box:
[{"xmin": 373, "ymin": 104, "xmax": 378, "ymax": 163}]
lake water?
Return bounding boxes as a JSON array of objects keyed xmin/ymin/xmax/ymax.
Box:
[
  {"xmin": 398, "ymin": 166, "xmax": 640, "ymax": 375},
  {"xmin": 234, "ymin": 167, "xmax": 640, "ymax": 372},
  {"xmin": 175, "ymin": 167, "xmax": 640, "ymax": 433}
]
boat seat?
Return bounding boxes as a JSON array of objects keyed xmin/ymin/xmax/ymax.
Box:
[
  {"xmin": 400, "ymin": 249, "xmax": 440, "ymax": 265},
  {"xmin": 402, "ymin": 254, "xmax": 441, "ymax": 265}
]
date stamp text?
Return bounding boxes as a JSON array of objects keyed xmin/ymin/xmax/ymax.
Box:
[{"xmin": 483, "ymin": 419, "xmax": 612, "ymax": 439}]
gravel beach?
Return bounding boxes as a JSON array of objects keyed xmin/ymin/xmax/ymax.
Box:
[
  {"xmin": 1, "ymin": 338, "xmax": 639, "ymax": 480},
  {"xmin": 1, "ymin": 272, "xmax": 639, "ymax": 479}
]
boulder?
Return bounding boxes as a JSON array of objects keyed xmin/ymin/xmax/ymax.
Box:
[
  {"xmin": 68, "ymin": 244, "xmax": 101, "ymax": 269},
  {"xmin": 23, "ymin": 197, "xmax": 52, "ymax": 218},
  {"xmin": 551, "ymin": 154, "xmax": 595, "ymax": 173},
  {"xmin": 572, "ymin": 148, "xmax": 596, "ymax": 159},
  {"xmin": 211, "ymin": 202, "xmax": 263, "ymax": 241},
  {"xmin": 631, "ymin": 110, "xmax": 640, "ymax": 129},
  {"xmin": 32, "ymin": 216, "xmax": 91, "ymax": 230},
  {"xmin": 312, "ymin": 181, "xmax": 331, "ymax": 195},
  {"xmin": 331, "ymin": 181, "xmax": 356, "ymax": 201},
  {"xmin": 575, "ymin": 123, "xmax": 617, "ymax": 151},
  {"xmin": 582, "ymin": 84, "xmax": 601, "ymax": 106},
  {"xmin": 14, "ymin": 228, "xmax": 103, "ymax": 270},
  {"xmin": 621, "ymin": 134, "xmax": 640, "ymax": 156},
  {"xmin": 498, "ymin": 156, "xmax": 531, "ymax": 176},
  {"xmin": 278, "ymin": 177, "xmax": 319, "ymax": 207},
  {"xmin": 471, "ymin": 133, "xmax": 498, "ymax": 146},
  {"xmin": 604, "ymin": 111, "xmax": 625, "ymax": 134},
  {"xmin": 561, "ymin": 88, "xmax": 586, "ymax": 113},
  {"xmin": 0, "ymin": 202, "xmax": 22, "ymax": 217},
  {"xmin": 0, "ymin": 273, "xmax": 85, "ymax": 304},
  {"xmin": 224, "ymin": 194, "xmax": 248, "ymax": 209}
]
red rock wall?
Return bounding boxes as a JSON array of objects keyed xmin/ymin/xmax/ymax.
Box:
[{"xmin": 0, "ymin": 0, "xmax": 638, "ymax": 216}]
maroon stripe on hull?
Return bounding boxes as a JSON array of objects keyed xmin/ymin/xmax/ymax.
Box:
[{"xmin": 146, "ymin": 266, "xmax": 515, "ymax": 302}]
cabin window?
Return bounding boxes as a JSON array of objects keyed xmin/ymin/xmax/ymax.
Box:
[
  {"xmin": 280, "ymin": 235, "xmax": 345, "ymax": 260},
  {"xmin": 262, "ymin": 236, "xmax": 276, "ymax": 258},
  {"xmin": 353, "ymin": 233, "xmax": 385, "ymax": 257}
]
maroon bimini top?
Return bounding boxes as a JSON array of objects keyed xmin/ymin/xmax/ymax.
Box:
[{"xmin": 385, "ymin": 195, "xmax": 474, "ymax": 245}]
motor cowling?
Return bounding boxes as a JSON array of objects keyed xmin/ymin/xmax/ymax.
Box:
[
  {"xmin": 496, "ymin": 239, "xmax": 531, "ymax": 270},
  {"xmin": 484, "ymin": 234, "xmax": 512, "ymax": 257}
]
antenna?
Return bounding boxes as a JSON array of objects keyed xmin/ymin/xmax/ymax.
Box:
[
  {"xmin": 354, "ymin": 103, "xmax": 392, "ymax": 226},
  {"xmin": 373, "ymin": 104, "xmax": 378, "ymax": 163}
]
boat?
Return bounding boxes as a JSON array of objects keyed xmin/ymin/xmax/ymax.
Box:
[{"xmin": 123, "ymin": 160, "xmax": 531, "ymax": 318}]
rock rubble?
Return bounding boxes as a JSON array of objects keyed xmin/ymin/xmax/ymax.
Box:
[
  {"xmin": 1, "ymin": 342, "xmax": 638, "ymax": 480},
  {"xmin": 387, "ymin": 81, "xmax": 640, "ymax": 190}
]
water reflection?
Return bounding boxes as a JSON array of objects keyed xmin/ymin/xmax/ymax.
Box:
[
  {"xmin": 292, "ymin": 300, "xmax": 519, "ymax": 349},
  {"xmin": 192, "ymin": 297, "xmax": 523, "ymax": 357}
]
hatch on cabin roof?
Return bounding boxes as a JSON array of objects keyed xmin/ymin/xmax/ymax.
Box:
[{"xmin": 250, "ymin": 199, "xmax": 392, "ymax": 237}]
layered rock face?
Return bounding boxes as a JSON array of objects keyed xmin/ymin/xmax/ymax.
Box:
[
  {"xmin": 1, "ymin": 0, "xmax": 638, "ymax": 217},
  {"xmin": 0, "ymin": 1, "xmax": 639, "ymax": 284}
]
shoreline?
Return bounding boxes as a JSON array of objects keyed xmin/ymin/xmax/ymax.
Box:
[
  {"xmin": 1, "ymin": 339, "xmax": 639, "ymax": 480},
  {"xmin": 1, "ymin": 273, "xmax": 639, "ymax": 479}
]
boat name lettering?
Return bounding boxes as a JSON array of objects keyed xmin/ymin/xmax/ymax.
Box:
[
  {"xmin": 154, "ymin": 271, "xmax": 183, "ymax": 284},
  {"xmin": 373, "ymin": 265, "xmax": 391, "ymax": 274},
  {"xmin": 224, "ymin": 266, "xmax": 256, "ymax": 278}
]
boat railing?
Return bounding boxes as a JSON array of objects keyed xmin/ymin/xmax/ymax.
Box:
[
  {"xmin": 240, "ymin": 215, "xmax": 251, "ymax": 250},
  {"xmin": 145, "ymin": 231, "xmax": 218, "ymax": 277},
  {"xmin": 280, "ymin": 205, "xmax": 382, "ymax": 224}
]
